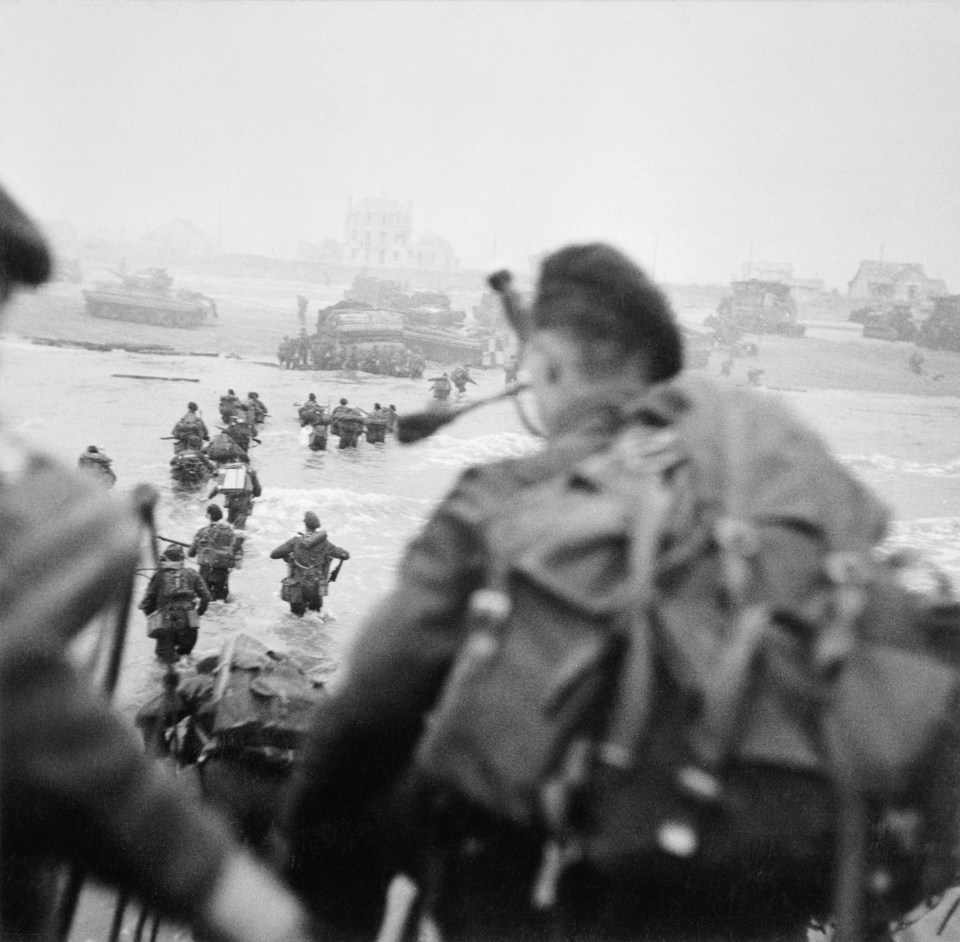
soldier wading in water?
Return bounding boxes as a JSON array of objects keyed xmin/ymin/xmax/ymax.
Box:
[
  {"xmin": 271, "ymin": 511, "xmax": 349, "ymax": 616},
  {"xmin": 0, "ymin": 181, "xmax": 317, "ymax": 942},
  {"xmin": 188, "ymin": 503, "xmax": 244, "ymax": 601}
]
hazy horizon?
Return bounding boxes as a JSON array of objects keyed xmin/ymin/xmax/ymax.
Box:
[{"xmin": 2, "ymin": 1, "xmax": 958, "ymax": 289}]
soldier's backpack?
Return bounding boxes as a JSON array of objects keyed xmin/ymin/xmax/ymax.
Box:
[
  {"xmin": 198, "ymin": 523, "xmax": 237, "ymax": 570},
  {"xmin": 416, "ymin": 377, "xmax": 960, "ymax": 934}
]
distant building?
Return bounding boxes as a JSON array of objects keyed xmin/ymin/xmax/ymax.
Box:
[
  {"xmin": 344, "ymin": 198, "xmax": 412, "ymax": 268},
  {"xmin": 742, "ymin": 261, "xmax": 793, "ymax": 283},
  {"xmin": 848, "ymin": 260, "xmax": 947, "ymax": 303},
  {"xmin": 410, "ymin": 234, "xmax": 459, "ymax": 272},
  {"xmin": 141, "ymin": 219, "xmax": 217, "ymax": 259}
]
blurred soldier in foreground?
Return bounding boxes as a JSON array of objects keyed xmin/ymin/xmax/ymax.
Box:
[
  {"xmin": 271, "ymin": 511, "xmax": 349, "ymax": 617},
  {"xmin": 188, "ymin": 503, "xmax": 244, "ymax": 601},
  {"xmin": 139, "ymin": 544, "xmax": 211, "ymax": 662},
  {"xmin": 283, "ymin": 244, "xmax": 893, "ymax": 941},
  {"xmin": 0, "ymin": 182, "xmax": 316, "ymax": 942},
  {"xmin": 77, "ymin": 443, "xmax": 116, "ymax": 487}
]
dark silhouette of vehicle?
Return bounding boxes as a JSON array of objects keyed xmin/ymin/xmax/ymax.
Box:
[
  {"xmin": 706, "ymin": 280, "xmax": 805, "ymax": 340},
  {"xmin": 860, "ymin": 303, "xmax": 918, "ymax": 342},
  {"xmin": 83, "ymin": 268, "xmax": 216, "ymax": 328}
]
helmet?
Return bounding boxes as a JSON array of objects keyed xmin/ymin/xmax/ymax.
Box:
[
  {"xmin": 188, "ymin": 401, "xmax": 198, "ymax": 411},
  {"xmin": 206, "ymin": 504, "xmax": 223, "ymax": 521},
  {"xmin": 303, "ymin": 511, "xmax": 320, "ymax": 529},
  {"xmin": 86, "ymin": 445, "xmax": 99, "ymax": 453},
  {"xmin": 163, "ymin": 545, "xmax": 184, "ymax": 562},
  {"xmin": 339, "ymin": 398, "xmax": 348, "ymax": 406},
  {"xmin": 308, "ymin": 393, "xmax": 316, "ymax": 401}
]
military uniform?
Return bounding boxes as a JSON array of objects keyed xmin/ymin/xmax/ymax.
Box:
[
  {"xmin": 270, "ymin": 529, "xmax": 349, "ymax": 616},
  {"xmin": 284, "ymin": 379, "xmax": 888, "ymax": 940},
  {"xmin": 0, "ymin": 433, "xmax": 232, "ymax": 938},
  {"xmin": 0, "ymin": 177, "xmax": 317, "ymax": 942},
  {"xmin": 172, "ymin": 411, "xmax": 210, "ymax": 449},
  {"xmin": 140, "ymin": 557, "xmax": 211, "ymax": 661},
  {"xmin": 284, "ymin": 226, "xmax": 896, "ymax": 942},
  {"xmin": 188, "ymin": 520, "xmax": 242, "ymax": 601}
]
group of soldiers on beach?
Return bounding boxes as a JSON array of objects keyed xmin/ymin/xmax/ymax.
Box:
[
  {"xmin": 5, "ymin": 179, "xmax": 960, "ymax": 942},
  {"xmin": 277, "ymin": 331, "xmax": 427, "ymax": 377}
]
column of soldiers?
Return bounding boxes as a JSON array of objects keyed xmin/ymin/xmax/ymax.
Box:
[
  {"xmin": 277, "ymin": 332, "xmax": 426, "ymax": 377},
  {"xmin": 12, "ymin": 177, "xmax": 942, "ymax": 942},
  {"xmin": 1, "ymin": 181, "xmax": 318, "ymax": 942}
]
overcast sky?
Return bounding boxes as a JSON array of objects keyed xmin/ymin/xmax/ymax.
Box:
[{"xmin": 2, "ymin": 1, "xmax": 958, "ymax": 287}]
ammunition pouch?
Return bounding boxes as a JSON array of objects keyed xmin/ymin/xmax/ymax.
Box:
[{"xmin": 281, "ymin": 577, "xmax": 303, "ymax": 605}]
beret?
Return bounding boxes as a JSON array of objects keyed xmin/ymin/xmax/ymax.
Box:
[{"xmin": 532, "ymin": 243, "xmax": 683, "ymax": 382}]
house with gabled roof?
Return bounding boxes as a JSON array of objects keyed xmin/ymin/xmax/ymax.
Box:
[{"xmin": 848, "ymin": 260, "xmax": 947, "ymax": 303}]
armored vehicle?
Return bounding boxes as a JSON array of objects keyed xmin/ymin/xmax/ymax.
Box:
[
  {"xmin": 83, "ymin": 268, "xmax": 215, "ymax": 328},
  {"xmin": 708, "ymin": 280, "xmax": 805, "ymax": 339}
]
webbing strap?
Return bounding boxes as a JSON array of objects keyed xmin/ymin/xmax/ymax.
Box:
[{"xmin": 599, "ymin": 427, "xmax": 679, "ymax": 768}]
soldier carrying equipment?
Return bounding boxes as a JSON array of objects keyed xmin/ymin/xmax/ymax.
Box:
[
  {"xmin": 271, "ymin": 512, "xmax": 349, "ymax": 617},
  {"xmin": 209, "ymin": 463, "xmax": 261, "ymax": 529},
  {"xmin": 188, "ymin": 504, "xmax": 244, "ymax": 601},
  {"xmin": 284, "ymin": 244, "xmax": 960, "ymax": 942},
  {"xmin": 172, "ymin": 402, "xmax": 210, "ymax": 452},
  {"xmin": 140, "ymin": 545, "xmax": 211, "ymax": 663},
  {"xmin": 429, "ymin": 373, "xmax": 452, "ymax": 401},
  {"xmin": 299, "ymin": 395, "xmax": 330, "ymax": 451}
]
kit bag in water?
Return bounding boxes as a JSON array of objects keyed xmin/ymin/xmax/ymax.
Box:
[
  {"xmin": 280, "ymin": 577, "xmax": 303, "ymax": 604},
  {"xmin": 416, "ymin": 376, "xmax": 960, "ymax": 930}
]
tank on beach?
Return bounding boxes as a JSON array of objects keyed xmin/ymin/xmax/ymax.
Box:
[
  {"xmin": 318, "ymin": 297, "xmax": 485, "ymax": 366},
  {"xmin": 83, "ymin": 267, "xmax": 216, "ymax": 328}
]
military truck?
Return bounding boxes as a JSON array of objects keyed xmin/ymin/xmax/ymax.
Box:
[
  {"xmin": 708, "ymin": 280, "xmax": 805, "ymax": 339},
  {"xmin": 83, "ymin": 268, "xmax": 216, "ymax": 328}
]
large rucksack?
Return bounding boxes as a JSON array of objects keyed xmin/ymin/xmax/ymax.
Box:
[
  {"xmin": 197, "ymin": 523, "xmax": 237, "ymax": 570},
  {"xmin": 416, "ymin": 377, "xmax": 960, "ymax": 934}
]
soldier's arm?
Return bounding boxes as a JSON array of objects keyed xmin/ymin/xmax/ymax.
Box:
[
  {"xmin": 328, "ymin": 543, "xmax": 350, "ymax": 561},
  {"xmin": 187, "ymin": 533, "xmax": 200, "ymax": 558},
  {"xmin": 270, "ymin": 538, "xmax": 295, "ymax": 560}
]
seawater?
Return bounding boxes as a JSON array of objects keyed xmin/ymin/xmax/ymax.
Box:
[
  {"xmin": 0, "ymin": 338, "xmax": 540, "ymax": 712},
  {"xmin": 3, "ymin": 338, "xmax": 960, "ymax": 716}
]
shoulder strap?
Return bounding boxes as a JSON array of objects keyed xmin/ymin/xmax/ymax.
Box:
[{"xmin": 589, "ymin": 425, "xmax": 681, "ymax": 770}]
